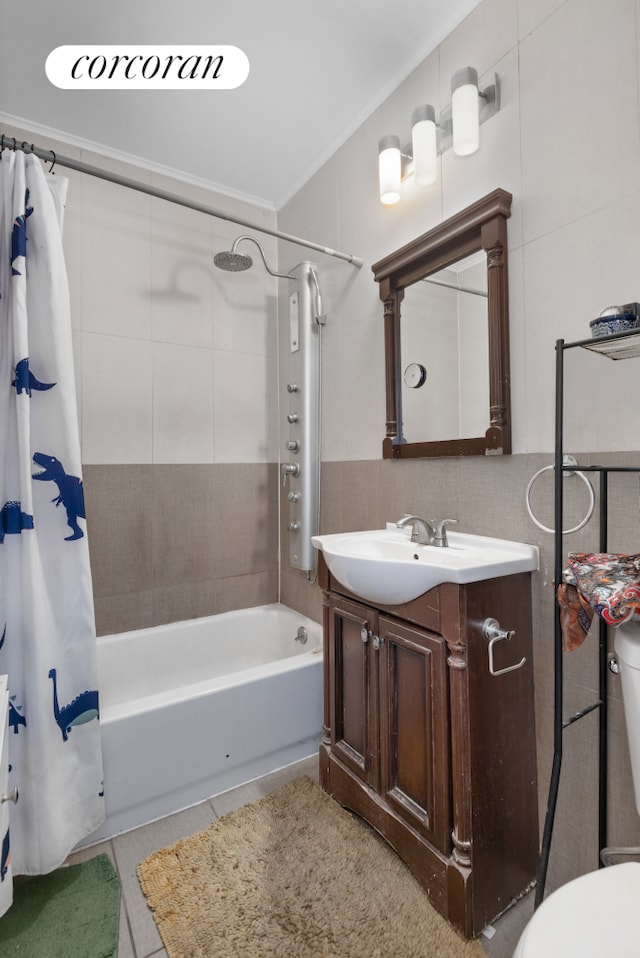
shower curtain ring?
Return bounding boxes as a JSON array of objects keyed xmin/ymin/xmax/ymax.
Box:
[{"xmin": 48, "ymin": 150, "xmax": 56, "ymax": 174}]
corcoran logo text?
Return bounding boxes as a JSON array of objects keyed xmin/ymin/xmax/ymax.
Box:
[{"xmin": 46, "ymin": 45, "xmax": 250, "ymax": 90}]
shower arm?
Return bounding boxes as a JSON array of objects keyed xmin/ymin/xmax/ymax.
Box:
[
  {"xmin": 232, "ymin": 236, "xmax": 295, "ymax": 279},
  {"xmin": 218, "ymin": 237, "xmax": 326, "ymax": 323}
]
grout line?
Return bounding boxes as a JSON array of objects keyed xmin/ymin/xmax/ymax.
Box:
[{"xmin": 109, "ymin": 837, "xmax": 139, "ymax": 958}]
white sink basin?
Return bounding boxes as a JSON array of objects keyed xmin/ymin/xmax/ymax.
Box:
[{"xmin": 311, "ymin": 527, "xmax": 539, "ymax": 605}]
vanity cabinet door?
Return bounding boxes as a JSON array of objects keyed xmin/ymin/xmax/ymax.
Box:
[
  {"xmin": 327, "ymin": 595, "xmax": 380, "ymax": 791},
  {"xmin": 378, "ymin": 617, "xmax": 451, "ymax": 854}
]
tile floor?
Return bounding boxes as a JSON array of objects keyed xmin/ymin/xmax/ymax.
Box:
[{"xmin": 68, "ymin": 755, "xmax": 533, "ymax": 958}]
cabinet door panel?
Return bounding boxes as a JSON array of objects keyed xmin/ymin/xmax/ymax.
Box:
[
  {"xmin": 328, "ymin": 597, "xmax": 379, "ymax": 789},
  {"xmin": 379, "ymin": 617, "xmax": 450, "ymax": 852}
]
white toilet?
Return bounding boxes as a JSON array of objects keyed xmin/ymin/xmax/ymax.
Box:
[{"xmin": 513, "ymin": 619, "xmax": 640, "ymax": 957}]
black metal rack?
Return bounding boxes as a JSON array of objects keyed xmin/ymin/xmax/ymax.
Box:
[{"xmin": 535, "ymin": 329, "xmax": 640, "ymax": 908}]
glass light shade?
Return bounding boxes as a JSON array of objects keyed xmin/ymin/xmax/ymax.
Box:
[
  {"xmin": 451, "ymin": 67, "xmax": 480, "ymax": 156},
  {"xmin": 411, "ymin": 105, "xmax": 437, "ymax": 186},
  {"xmin": 378, "ymin": 134, "xmax": 401, "ymax": 205}
]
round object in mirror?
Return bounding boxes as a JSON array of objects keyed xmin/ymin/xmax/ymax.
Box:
[{"xmin": 403, "ymin": 363, "xmax": 427, "ymax": 388}]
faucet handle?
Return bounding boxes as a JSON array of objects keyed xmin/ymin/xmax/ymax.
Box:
[
  {"xmin": 434, "ymin": 518, "xmax": 457, "ymax": 534},
  {"xmin": 431, "ymin": 518, "xmax": 457, "ymax": 547}
]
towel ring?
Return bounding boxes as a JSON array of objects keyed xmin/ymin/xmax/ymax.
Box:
[{"xmin": 526, "ymin": 456, "xmax": 595, "ymax": 534}]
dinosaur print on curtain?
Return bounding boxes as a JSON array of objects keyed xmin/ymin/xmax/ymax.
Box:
[{"xmin": 0, "ymin": 150, "xmax": 105, "ymax": 893}]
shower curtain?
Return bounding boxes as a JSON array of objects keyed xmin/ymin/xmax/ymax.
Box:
[{"xmin": 0, "ymin": 150, "xmax": 105, "ymax": 887}]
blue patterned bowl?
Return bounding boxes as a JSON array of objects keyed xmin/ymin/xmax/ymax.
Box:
[{"xmin": 590, "ymin": 312, "xmax": 639, "ymax": 337}]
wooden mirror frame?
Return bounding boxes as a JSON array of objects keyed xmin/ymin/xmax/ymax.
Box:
[{"xmin": 372, "ymin": 189, "xmax": 512, "ymax": 459}]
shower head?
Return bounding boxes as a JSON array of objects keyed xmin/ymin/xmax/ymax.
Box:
[
  {"xmin": 213, "ymin": 249, "xmax": 253, "ymax": 272},
  {"xmin": 213, "ymin": 235, "xmax": 294, "ymax": 279}
]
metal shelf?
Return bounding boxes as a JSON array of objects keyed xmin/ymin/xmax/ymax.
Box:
[
  {"xmin": 566, "ymin": 328, "xmax": 640, "ymax": 360},
  {"xmin": 535, "ymin": 335, "xmax": 640, "ymax": 909}
]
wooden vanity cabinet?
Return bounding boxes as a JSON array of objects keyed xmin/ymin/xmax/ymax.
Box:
[{"xmin": 318, "ymin": 559, "xmax": 538, "ymax": 939}]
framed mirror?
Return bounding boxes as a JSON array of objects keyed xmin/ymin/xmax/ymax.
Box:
[{"xmin": 372, "ymin": 189, "xmax": 512, "ymax": 459}]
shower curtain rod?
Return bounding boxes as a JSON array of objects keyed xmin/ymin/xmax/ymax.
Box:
[{"xmin": 0, "ymin": 134, "xmax": 364, "ymax": 268}]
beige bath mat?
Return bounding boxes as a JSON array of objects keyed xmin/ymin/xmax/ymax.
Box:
[{"xmin": 137, "ymin": 775, "xmax": 485, "ymax": 958}]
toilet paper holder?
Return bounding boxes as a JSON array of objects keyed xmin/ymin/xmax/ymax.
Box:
[{"xmin": 482, "ymin": 618, "xmax": 526, "ymax": 677}]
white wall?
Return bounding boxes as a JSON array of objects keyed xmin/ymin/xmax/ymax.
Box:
[
  {"xmin": 0, "ymin": 124, "xmax": 282, "ymax": 468},
  {"xmin": 75, "ymin": 168, "xmax": 279, "ymax": 466},
  {"xmin": 15, "ymin": 0, "xmax": 637, "ymax": 466},
  {"xmin": 278, "ymin": 0, "xmax": 640, "ymax": 460},
  {"xmin": 7, "ymin": 0, "xmax": 640, "ymax": 474}
]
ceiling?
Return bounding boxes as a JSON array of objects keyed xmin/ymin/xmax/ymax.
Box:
[{"xmin": 0, "ymin": 0, "xmax": 481, "ymax": 209}]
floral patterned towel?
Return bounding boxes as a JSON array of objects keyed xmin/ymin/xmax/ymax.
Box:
[{"xmin": 557, "ymin": 553, "xmax": 640, "ymax": 651}]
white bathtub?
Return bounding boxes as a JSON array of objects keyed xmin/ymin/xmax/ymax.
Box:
[{"xmin": 82, "ymin": 603, "xmax": 323, "ymax": 845}]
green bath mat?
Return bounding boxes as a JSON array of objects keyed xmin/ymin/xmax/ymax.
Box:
[{"xmin": 0, "ymin": 852, "xmax": 120, "ymax": 957}]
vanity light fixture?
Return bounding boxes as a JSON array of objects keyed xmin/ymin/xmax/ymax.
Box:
[
  {"xmin": 411, "ymin": 105, "xmax": 437, "ymax": 186},
  {"xmin": 378, "ymin": 67, "xmax": 500, "ymax": 205},
  {"xmin": 378, "ymin": 134, "xmax": 402, "ymax": 205},
  {"xmin": 451, "ymin": 66, "xmax": 481, "ymax": 156}
]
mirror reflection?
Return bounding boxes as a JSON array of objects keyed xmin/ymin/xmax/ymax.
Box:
[
  {"xmin": 400, "ymin": 252, "xmax": 488, "ymax": 443},
  {"xmin": 372, "ymin": 188, "xmax": 512, "ymax": 460}
]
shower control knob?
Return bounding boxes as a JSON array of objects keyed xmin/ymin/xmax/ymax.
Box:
[
  {"xmin": 281, "ymin": 462, "xmax": 300, "ymax": 486},
  {"xmin": 286, "ymin": 383, "xmax": 299, "ymax": 393},
  {"xmin": 286, "ymin": 440, "xmax": 300, "ymax": 453},
  {"xmin": 1, "ymin": 787, "xmax": 18, "ymax": 804},
  {"xmin": 287, "ymin": 413, "xmax": 299, "ymax": 424},
  {"xmin": 288, "ymin": 492, "xmax": 300, "ymax": 502},
  {"xmin": 288, "ymin": 521, "xmax": 300, "ymax": 533}
]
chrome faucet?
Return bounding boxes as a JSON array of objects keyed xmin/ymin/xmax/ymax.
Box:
[
  {"xmin": 396, "ymin": 515, "xmax": 457, "ymax": 548},
  {"xmin": 396, "ymin": 515, "xmax": 435, "ymax": 545}
]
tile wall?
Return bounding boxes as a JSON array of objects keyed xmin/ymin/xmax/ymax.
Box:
[
  {"xmin": 1, "ymin": 119, "xmax": 282, "ymax": 635},
  {"xmin": 84, "ymin": 463, "xmax": 278, "ymax": 634},
  {"xmin": 275, "ymin": 0, "xmax": 640, "ymax": 896}
]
